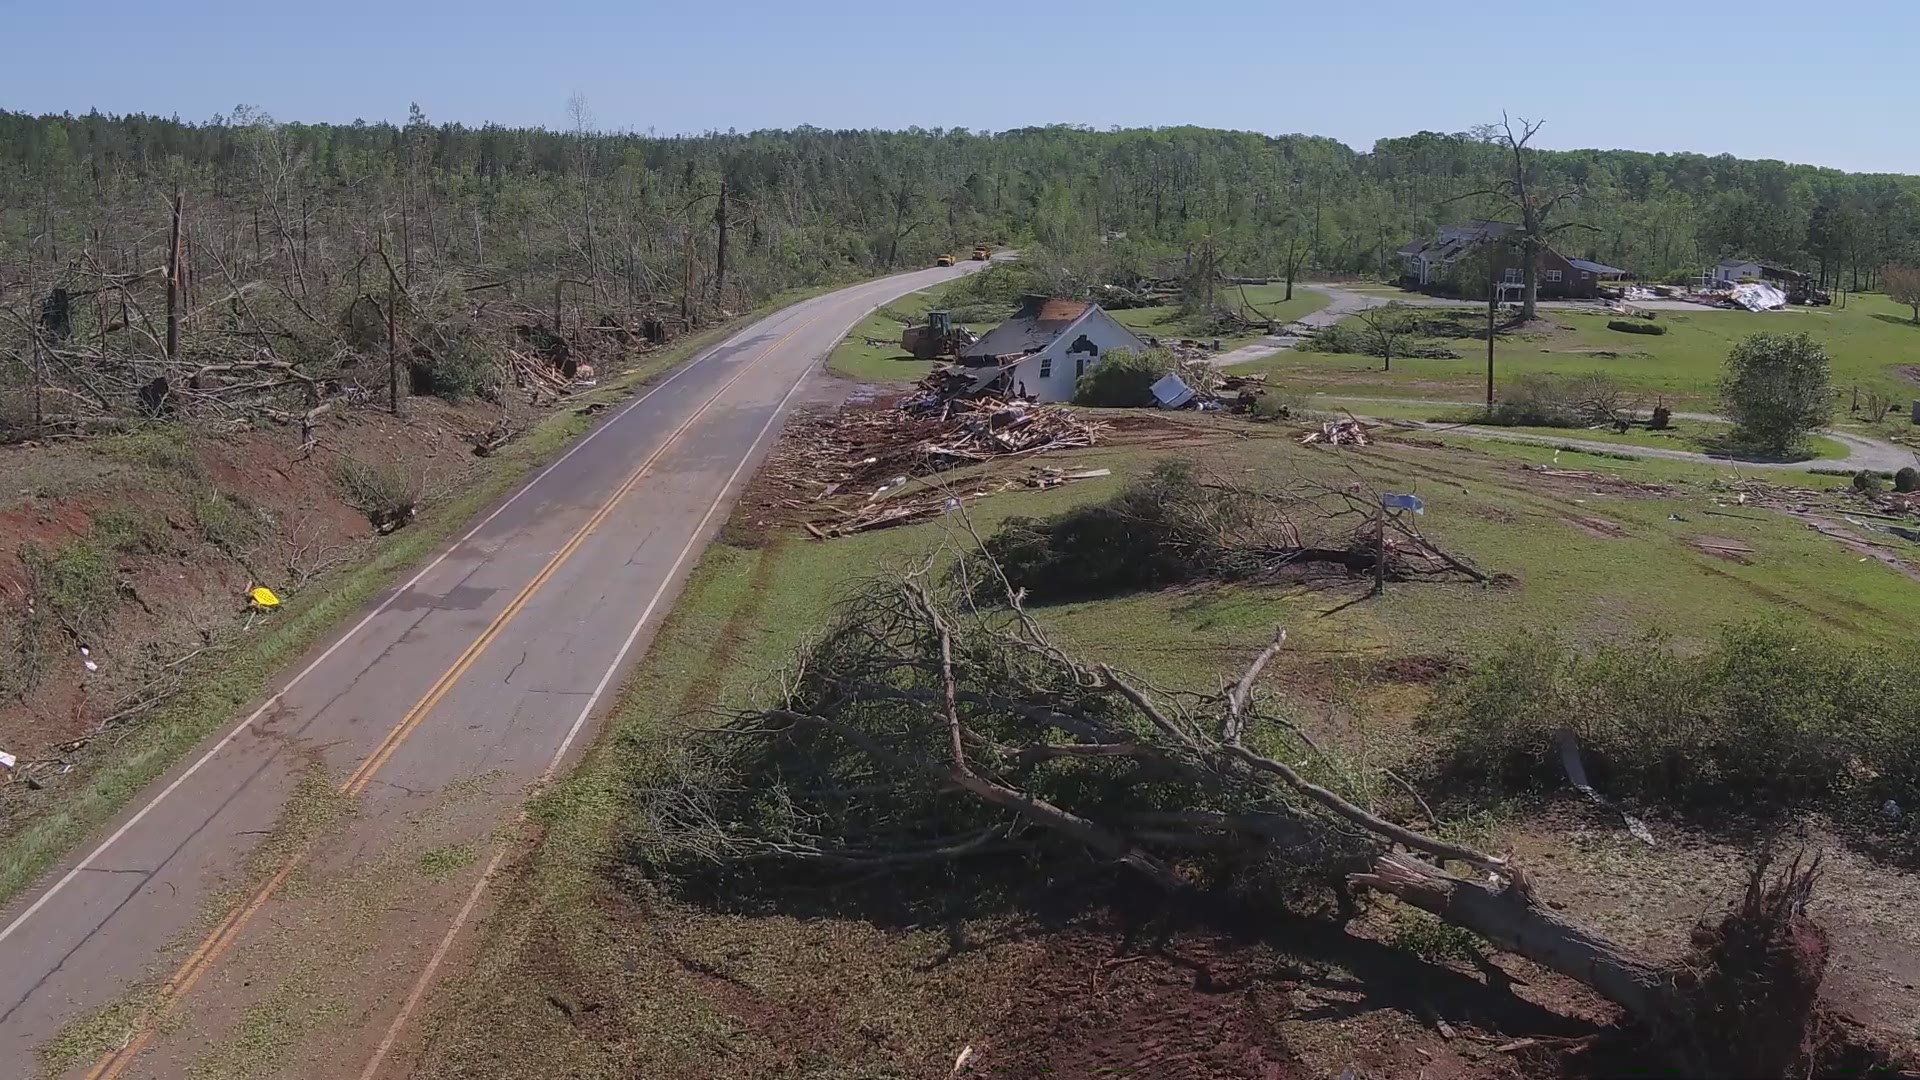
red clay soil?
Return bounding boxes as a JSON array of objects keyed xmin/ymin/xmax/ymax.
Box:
[
  {"xmin": 965, "ymin": 929, "xmax": 1303, "ymax": 1080},
  {"xmin": 0, "ymin": 399, "xmax": 492, "ymax": 765}
]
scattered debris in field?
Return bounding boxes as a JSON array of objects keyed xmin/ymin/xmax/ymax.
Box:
[{"xmin": 1301, "ymin": 417, "xmax": 1371, "ymax": 446}]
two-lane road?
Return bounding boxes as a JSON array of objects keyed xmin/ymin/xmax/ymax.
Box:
[{"xmin": 0, "ymin": 263, "xmax": 977, "ymax": 1078}]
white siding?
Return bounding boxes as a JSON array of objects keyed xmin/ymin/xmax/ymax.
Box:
[{"xmin": 1009, "ymin": 308, "xmax": 1147, "ymax": 403}]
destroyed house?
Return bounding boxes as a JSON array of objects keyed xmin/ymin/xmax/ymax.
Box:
[
  {"xmin": 957, "ymin": 296, "xmax": 1147, "ymax": 403},
  {"xmin": 1708, "ymin": 259, "xmax": 1805, "ymax": 287},
  {"xmin": 1398, "ymin": 221, "xmax": 1621, "ymax": 299}
]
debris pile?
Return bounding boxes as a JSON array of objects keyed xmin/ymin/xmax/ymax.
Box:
[
  {"xmin": 1300, "ymin": 417, "xmax": 1372, "ymax": 446},
  {"xmin": 764, "ymin": 401, "xmax": 1108, "ymax": 538}
]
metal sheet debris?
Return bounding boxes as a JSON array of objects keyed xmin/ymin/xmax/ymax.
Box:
[{"xmin": 1150, "ymin": 373, "xmax": 1196, "ymax": 409}]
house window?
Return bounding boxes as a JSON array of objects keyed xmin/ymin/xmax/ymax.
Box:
[
  {"xmin": 1544, "ymin": 269, "xmax": 1563, "ymax": 283},
  {"xmin": 1038, "ymin": 355, "xmax": 1052, "ymax": 379},
  {"xmin": 1581, "ymin": 271, "xmax": 1591, "ymax": 279},
  {"xmin": 1502, "ymin": 268, "xmax": 1523, "ymax": 285},
  {"xmin": 1075, "ymin": 355, "xmax": 1086, "ymax": 378}
]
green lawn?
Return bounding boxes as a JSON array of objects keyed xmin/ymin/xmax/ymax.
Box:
[
  {"xmin": 1108, "ymin": 283, "xmax": 1332, "ymax": 349},
  {"xmin": 1333, "ymin": 398, "xmax": 1850, "ymax": 462},
  {"xmin": 825, "ymin": 287, "xmax": 999, "ymax": 383},
  {"xmin": 1234, "ymin": 292, "xmax": 1920, "ymax": 410},
  {"xmin": 412, "ymin": 410, "xmax": 1920, "ymax": 1078}
]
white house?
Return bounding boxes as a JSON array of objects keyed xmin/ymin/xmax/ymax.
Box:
[
  {"xmin": 956, "ymin": 296, "xmax": 1147, "ymax": 403},
  {"xmin": 1706, "ymin": 259, "xmax": 1805, "ymax": 288}
]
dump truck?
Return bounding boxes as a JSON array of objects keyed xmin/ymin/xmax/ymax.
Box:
[
  {"xmin": 900, "ymin": 310, "xmax": 977, "ymax": 360},
  {"xmin": 971, "ymin": 245, "xmax": 991, "ymax": 261},
  {"xmin": 936, "ymin": 254, "xmax": 955, "ymax": 267}
]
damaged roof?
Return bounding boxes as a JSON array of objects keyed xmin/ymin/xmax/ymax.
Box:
[
  {"xmin": 1569, "ymin": 258, "xmax": 1626, "ymax": 276},
  {"xmin": 961, "ymin": 295, "xmax": 1094, "ymax": 361}
]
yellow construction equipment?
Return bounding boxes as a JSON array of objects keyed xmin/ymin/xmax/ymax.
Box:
[
  {"xmin": 936, "ymin": 254, "xmax": 955, "ymax": 267},
  {"xmin": 971, "ymin": 245, "xmax": 991, "ymax": 261},
  {"xmin": 900, "ymin": 310, "xmax": 977, "ymax": 360}
]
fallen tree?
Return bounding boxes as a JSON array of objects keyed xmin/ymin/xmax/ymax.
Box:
[{"xmin": 638, "ymin": 556, "xmax": 1899, "ymax": 1076}]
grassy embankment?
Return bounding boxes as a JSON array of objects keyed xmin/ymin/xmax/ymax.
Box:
[{"xmin": 413, "ymin": 415, "xmax": 1920, "ymax": 1078}]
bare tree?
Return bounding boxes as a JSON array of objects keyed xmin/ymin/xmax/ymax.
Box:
[
  {"xmin": 1456, "ymin": 115, "xmax": 1593, "ymax": 322},
  {"xmin": 1352, "ymin": 301, "xmax": 1413, "ymax": 371}
]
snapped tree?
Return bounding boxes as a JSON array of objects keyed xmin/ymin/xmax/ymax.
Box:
[
  {"xmin": 1351, "ymin": 301, "xmax": 1414, "ymax": 371},
  {"xmin": 1720, "ymin": 331, "xmax": 1834, "ymax": 457},
  {"xmin": 1454, "ymin": 114, "xmax": 1593, "ymax": 322}
]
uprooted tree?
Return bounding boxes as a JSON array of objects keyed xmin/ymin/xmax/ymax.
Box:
[{"xmin": 638, "ymin": 552, "xmax": 1891, "ymax": 1077}]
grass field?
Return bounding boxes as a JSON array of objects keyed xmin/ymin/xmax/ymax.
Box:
[
  {"xmin": 1108, "ymin": 282, "xmax": 1331, "ymax": 348},
  {"xmin": 413, "ymin": 411, "xmax": 1920, "ymax": 1078},
  {"xmin": 824, "ymin": 286, "xmax": 998, "ymax": 383},
  {"xmin": 1331, "ymin": 397, "xmax": 1853, "ymax": 461},
  {"xmin": 1233, "ymin": 291, "xmax": 1920, "ymax": 410}
]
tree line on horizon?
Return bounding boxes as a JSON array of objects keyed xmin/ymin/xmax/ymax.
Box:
[
  {"xmin": 4, "ymin": 104, "xmax": 1920, "ymax": 440},
  {"xmin": 4, "ymin": 107, "xmax": 1920, "ymax": 295}
]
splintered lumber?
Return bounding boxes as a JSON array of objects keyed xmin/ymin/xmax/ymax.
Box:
[{"xmin": 765, "ymin": 401, "xmax": 1108, "ymax": 538}]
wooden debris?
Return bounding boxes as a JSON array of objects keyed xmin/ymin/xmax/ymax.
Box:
[
  {"xmin": 764, "ymin": 400, "xmax": 1108, "ymax": 538},
  {"xmin": 1300, "ymin": 417, "xmax": 1371, "ymax": 446}
]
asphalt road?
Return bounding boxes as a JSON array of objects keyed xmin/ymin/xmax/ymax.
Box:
[{"xmin": 0, "ymin": 263, "xmax": 977, "ymax": 1078}]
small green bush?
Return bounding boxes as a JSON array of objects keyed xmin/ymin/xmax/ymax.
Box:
[
  {"xmin": 1853, "ymin": 470, "xmax": 1885, "ymax": 494},
  {"xmin": 97, "ymin": 425, "xmax": 202, "ymax": 477},
  {"xmin": 335, "ymin": 458, "xmax": 422, "ymax": 533},
  {"xmin": 1248, "ymin": 391, "xmax": 1303, "ymax": 421},
  {"xmin": 980, "ymin": 460, "xmax": 1263, "ymax": 601},
  {"xmin": 1072, "ymin": 347, "xmax": 1175, "ymax": 408},
  {"xmin": 192, "ymin": 492, "xmax": 261, "ymax": 554},
  {"xmin": 92, "ymin": 506, "xmax": 173, "ymax": 555},
  {"xmin": 17, "ymin": 539, "xmax": 119, "ymax": 641},
  {"xmin": 1606, "ymin": 318, "xmax": 1666, "ymax": 335},
  {"xmin": 1428, "ymin": 623, "xmax": 1920, "ymax": 813},
  {"xmin": 1895, "ymin": 466, "xmax": 1919, "ymax": 493}
]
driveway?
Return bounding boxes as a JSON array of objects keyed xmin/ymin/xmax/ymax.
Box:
[{"xmin": 0, "ymin": 261, "xmax": 986, "ymax": 1079}]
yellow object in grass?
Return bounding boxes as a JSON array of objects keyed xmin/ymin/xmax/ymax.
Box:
[{"xmin": 248, "ymin": 586, "xmax": 282, "ymax": 610}]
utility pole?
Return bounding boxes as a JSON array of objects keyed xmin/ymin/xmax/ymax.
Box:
[
  {"xmin": 1372, "ymin": 502, "xmax": 1388, "ymax": 598},
  {"xmin": 387, "ymin": 267, "xmax": 399, "ymax": 414},
  {"xmin": 1485, "ymin": 253, "xmax": 1497, "ymax": 410}
]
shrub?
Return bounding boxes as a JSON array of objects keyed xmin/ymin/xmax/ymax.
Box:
[
  {"xmin": 335, "ymin": 457, "xmax": 422, "ymax": 533},
  {"xmin": 1248, "ymin": 391, "xmax": 1303, "ymax": 421},
  {"xmin": 1895, "ymin": 466, "xmax": 1919, "ymax": 493},
  {"xmin": 1720, "ymin": 332, "xmax": 1833, "ymax": 458},
  {"xmin": 1607, "ymin": 318, "xmax": 1666, "ymax": 335},
  {"xmin": 980, "ymin": 460, "xmax": 1270, "ymax": 601},
  {"xmin": 1483, "ymin": 373, "xmax": 1630, "ymax": 428},
  {"xmin": 93, "ymin": 506, "xmax": 173, "ymax": 555},
  {"xmin": 17, "ymin": 539, "xmax": 119, "ymax": 641},
  {"xmin": 1852, "ymin": 470, "xmax": 1885, "ymax": 494},
  {"xmin": 1072, "ymin": 347, "xmax": 1175, "ymax": 408},
  {"xmin": 1428, "ymin": 623, "xmax": 1920, "ymax": 812},
  {"xmin": 192, "ymin": 492, "xmax": 261, "ymax": 554}
]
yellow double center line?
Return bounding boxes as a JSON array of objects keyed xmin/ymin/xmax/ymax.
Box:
[{"xmin": 88, "ymin": 301, "xmax": 842, "ymax": 1079}]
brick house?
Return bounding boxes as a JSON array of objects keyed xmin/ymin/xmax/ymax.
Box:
[{"xmin": 1398, "ymin": 221, "xmax": 1625, "ymax": 300}]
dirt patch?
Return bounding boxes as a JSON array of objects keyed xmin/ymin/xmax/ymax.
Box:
[
  {"xmin": 1565, "ymin": 515, "xmax": 1628, "ymax": 540},
  {"xmin": 1898, "ymin": 364, "xmax": 1920, "ymax": 386},
  {"xmin": 969, "ymin": 929, "xmax": 1303, "ymax": 1079},
  {"xmin": 1691, "ymin": 535, "xmax": 1757, "ymax": 562},
  {"xmin": 1372, "ymin": 654, "xmax": 1461, "ymax": 684}
]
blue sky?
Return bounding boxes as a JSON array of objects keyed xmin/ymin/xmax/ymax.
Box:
[{"xmin": 3, "ymin": 0, "xmax": 1915, "ymax": 173}]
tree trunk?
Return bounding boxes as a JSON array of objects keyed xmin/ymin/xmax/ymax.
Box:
[
  {"xmin": 1352, "ymin": 854, "xmax": 1673, "ymax": 1029},
  {"xmin": 1521, "ymin": 237, "xmax": 1540, "ymax": 322},
  {"xmin": 165, "ymin": 190, "xmax": 183, "ymax": 360},
  {"xmin": 714, "ymin": 179, "xmax": 729, "ymax": 303}
]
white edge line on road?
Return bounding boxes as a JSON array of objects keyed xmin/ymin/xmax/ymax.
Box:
[
  {"xmin": 355, "ymin": 277, "xmax": 918, "ymax": 1080},
  {"xmin": 0, "ymin": 308, "xmax": 796, "ymax": 948}
]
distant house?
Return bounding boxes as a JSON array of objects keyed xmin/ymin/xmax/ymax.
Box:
[
  {"xmin": 957, "ymin": 296, "xmax": 1147, "ymax": 404},
  {"xmin": 1707, "ymin": 259, "xmax": 1805, "ymax": 287},
  {"xmin": 1398, "ymin": 220, "xmax": 1625, "ymax": 299}
]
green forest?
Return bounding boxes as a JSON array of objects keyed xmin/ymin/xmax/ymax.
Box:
[{"xmin": 5, "ymin": 105, "xmax": 1920, "ymax": 437}]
